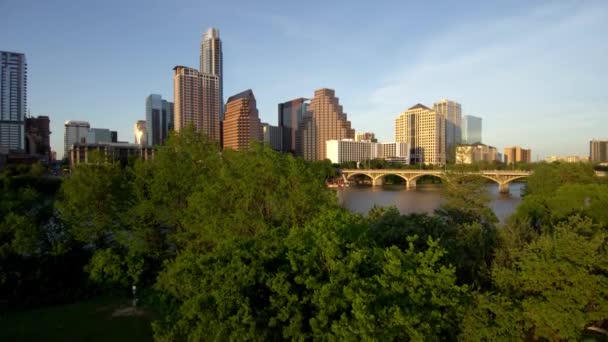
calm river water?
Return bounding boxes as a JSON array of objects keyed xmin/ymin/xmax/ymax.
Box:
[{"xmin": 336, "ymin": 183, "xmax": 525, "ymax": 222}]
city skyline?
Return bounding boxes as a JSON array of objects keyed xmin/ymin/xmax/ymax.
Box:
[{"xmin": 2, "ymin": 0, "xmax": 607, "ymax": 159}]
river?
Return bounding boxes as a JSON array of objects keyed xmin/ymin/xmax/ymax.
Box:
[{"xmin": 336, "ymin": 182, "xmax": 525, "ymax": 222}]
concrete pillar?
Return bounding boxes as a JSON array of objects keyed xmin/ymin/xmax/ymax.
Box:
[
  {"xmin": 372, "ymin": 176, "xmax": 383, "ymax": 186},
  {"xmin": 498, "ymin": 182, "xmax": 509, "ymax": 194},
  {"xmin": 407, "ymin": 179, "xmax": 417, "ymax": 190}
]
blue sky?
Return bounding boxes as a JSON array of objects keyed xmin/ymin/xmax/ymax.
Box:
[{"xmin": 2, "ymin": 0, "xmax": 607, "ymax": 159}]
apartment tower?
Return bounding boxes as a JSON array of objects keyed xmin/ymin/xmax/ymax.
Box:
[
  {"xmin": 200, "ymin": 28, "xmax": 223, "ymax": 119},
  {"xmin": 0, "ymin": 51, "xmax": 27, "ymax": 151},
  {"xmin": 173, "ymin": 66, "xmax": 220, "ymax": 141},
  {"xmin": 433, "ymin": 99, "xmax": 461, "ymax": 162},
  {"xmin": 297, "ymin": 88, "xmax": 354, "ymax": 161},
  {"xmin": 278, "ymin": 98, "xmax": 309, "ymax": 154},
  {"xmin": 395, "ymin": 104, "xmax": 446, "ymax": 164},
  {"xmin": 223, "ymin": 89, "xmax": 261, "ymax": 151},
  {"xmin": 146, "ymin": 94, "xmax": 174, "ymax": 146}
]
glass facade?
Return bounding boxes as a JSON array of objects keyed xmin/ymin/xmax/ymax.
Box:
[
  {"xmin": 146, "ymin": 94, "xmax": 173, "ymax": 146},
  {"xmin": 462, "ymin": 115, "xmax": 482, "ymax": 144},
  {"xmin": 0, "ymin": 51, "xmax": 27, "ymax": 151},
  {"xmin": 278, "ymin": 98, "xmax": 308, "ymax": 154}
]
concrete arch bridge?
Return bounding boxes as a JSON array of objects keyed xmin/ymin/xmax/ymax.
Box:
[{"xmin": 341, "ymin": 169, "xmax": 532, "ymax": 193}]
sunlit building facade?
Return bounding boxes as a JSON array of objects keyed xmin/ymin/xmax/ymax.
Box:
[
  {"xmin": 395, "ymin": 104, "xmax": 445, "ymax": 165},
  {"xmin": 326, "ymin": 139, "xmax": 409, "ymax": 164},
  {"xmin": 456, "ymin": 143, "xmax": 499, "ymax": 164},
  {"xmin": 589, "ymin": 140, "xmax": 608, "ymax": 163},
  {"xmin": 297, "ymin": 88, "xmax": 354, "ymax": 161},
  {"xmin": 433, "ymin": 99, "xmax": 461, "ymax": 161},
  {"xmin": 223, "ymin": 89, "xmax": 262, "ymax": 151},
  {"xmin": 504, "ymin": 146, "xmax": 532, "ymax": 164},
  {"xmin": 200, "ymin": 28, "xmax": 223, "ymax": 119},
  {"xmin": 173, "ymin": 66, "xmax": 219, "ymax": 141},
  {"xmin": 134, "ymin": 120, "xmax": 147, "ymax": 146},
  {"xmin": 355, "ymin": 132, "xmax": 377, "ymax": 142}
]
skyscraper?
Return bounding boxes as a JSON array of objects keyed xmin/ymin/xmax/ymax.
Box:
[
  {"xmin": 64, "ymin": 120, "xmax": 90, "ymax": 158},
  {"xmin": 173, "ymin": 67, "xmax": 219, "ymax": 141},
  {"xmin": 395, "ymin": 104, "xmax": 446, "ymax": 165},
  {"xmin": 87, "ymin": 128, "xmax": 112, "ymax": 143},
  {"xmin": 134, "ymin": 120, "xmax": 147, "ymax": 146},
  {"xmin": 146, "ymin": 94, "xmax": 174, "ymax": 146},
  {"xmin": 278, "ymin": 98, "xmax": 309, "ymax": 153},
  {"xmin": 589, "ymin": 140, "xmax": 608, "ymax": 163},
  {"xmin": 297, "ymin": 88, "xmax": 354, "ymax": 161},
  {"xmin": 433, "ymin": 99, "xmax": 461, "ymax": 162},
  {"xmin": 462, "ymin": 115, "xmax": 482, "ymax": 144},
  {"xmin": 223, "ymin": 89, "xmax": 261, "ymax": 151},
  {"xmin": 200, "ymin": 28, "xmax": 223, "ymax": 119},
  {"xmin": 25, "ymin": 115, "xmax": 51, "ymax": 160},
  {"xmin": 0, "ymin": 51, "xmax": 27, "ymax": 151},
  {"xmin": 262, "ymin": 123, "xmax": 282, "ymax": 151}
]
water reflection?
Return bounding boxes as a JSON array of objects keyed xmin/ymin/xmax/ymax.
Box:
[{"xmin": 336, "ymin": 183, "xmax": 524, "ymax": 222}]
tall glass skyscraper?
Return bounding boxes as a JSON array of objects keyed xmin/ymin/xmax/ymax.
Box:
[
  {"xmin": 0, "ymin": 51, "xmax": 27, "ymax": 151},
  {"xmin": 200, "ymin": 28, "xmax": 223, "ymax": 119},
  {"xmin": 278, "ymin": 98, "xmax": 309, "ymax": 153},
  {"xmin": 462, "ymin": 115, "xmax": 482, "ymax": 144},
  {"xmin": 146, "ymin": 94, "xmax": 174, "ymax": 146}
]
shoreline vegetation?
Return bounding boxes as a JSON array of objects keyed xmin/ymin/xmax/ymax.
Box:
[{"xmin": 1, "ymin": 129, "xmax": 607, "ymax": 340}]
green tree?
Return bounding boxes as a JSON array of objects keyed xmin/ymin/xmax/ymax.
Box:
[
  {"xmin": 462, "ymin": 216, "xmax": 608, "ymax": 340},
  {"xmin": 154, "ymin": 210, "xmax": 468, "ymax": 341}
]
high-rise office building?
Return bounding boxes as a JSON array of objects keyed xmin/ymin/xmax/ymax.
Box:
[
  {"xmin": 146, "ymin": 94, "xmax": 174, "ymax": 146},
  {"xmin": 355, "ymin": 132, "xmax": 377, "ymax": 142},
  {"xmin": 278, "ymin": 98, "xmax": 309, "ymax": 154},
  {"xmin": 589, "ymin": 140, "xmax": 608, "ymax": 163},
  {"xmin": 223, "ymin": 89, "xmax": 261, "ymax": 151},
  {"xmin": 134, "ymin": 120, "xmax": 147, "ymax": 146},
  {"xmin": 504, "ymin": 146, "xmax": 532, "ymax": 164},
  {"xmin": 200, "ymin": 28, "xmax": 223, "ymax": 119},
  {"xmin": 0, "ymin": 51, "xmax": 27, "ymax": 151},
  {"xmin": 64, "ymin": 120, "xmax": 90, "ymax": 158},
  {"xmin": 262, "ymin": 123, "xmax": 282, "ymax": 151},
  {"xmin": 87, "ymin": 128, "xmax": 112, "ymax": 144},
  {"xmin": 395, "ymin": 104, "xmax": 446, "ymax": 165},
  {"xmin": 297, "ymin": 88, "xmax": 354, "ymax": 161},
  {"xmin": 433, "ymin": 99, "xmax": 461, "ymax": 161},
  {"xmin": 173, "ymin": 67, "xmax": 219, "ymax": 141},
  {"xmin": 25, "ymin": 115, "xmax": 51, "ymax": 160},
  {"xmin": 462, "ymin": 115, "xmax": 482, "ymax": 144}
]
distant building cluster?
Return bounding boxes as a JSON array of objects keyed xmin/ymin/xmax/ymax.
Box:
[
  {"xmin": 5, "ymin": 30, "xmax": 605, "ymax": 170},
  {"xmin": 544, "ymin": 155, "xmax": 588, "ymax": 163}
]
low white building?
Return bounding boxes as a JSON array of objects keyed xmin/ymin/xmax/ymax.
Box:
[{"xmin": 326, "ymin": 139, "xmax": 409, "ymax": 164}]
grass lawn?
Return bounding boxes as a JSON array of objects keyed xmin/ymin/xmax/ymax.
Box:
[{"xmin": 0, "ymin": 296, "xmax": 155, "ymax": 342}]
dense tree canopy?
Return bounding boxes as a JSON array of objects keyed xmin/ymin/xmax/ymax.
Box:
[{"xmin": 2, "ymin": 134, "xmax": 607, "ymax": 340}]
